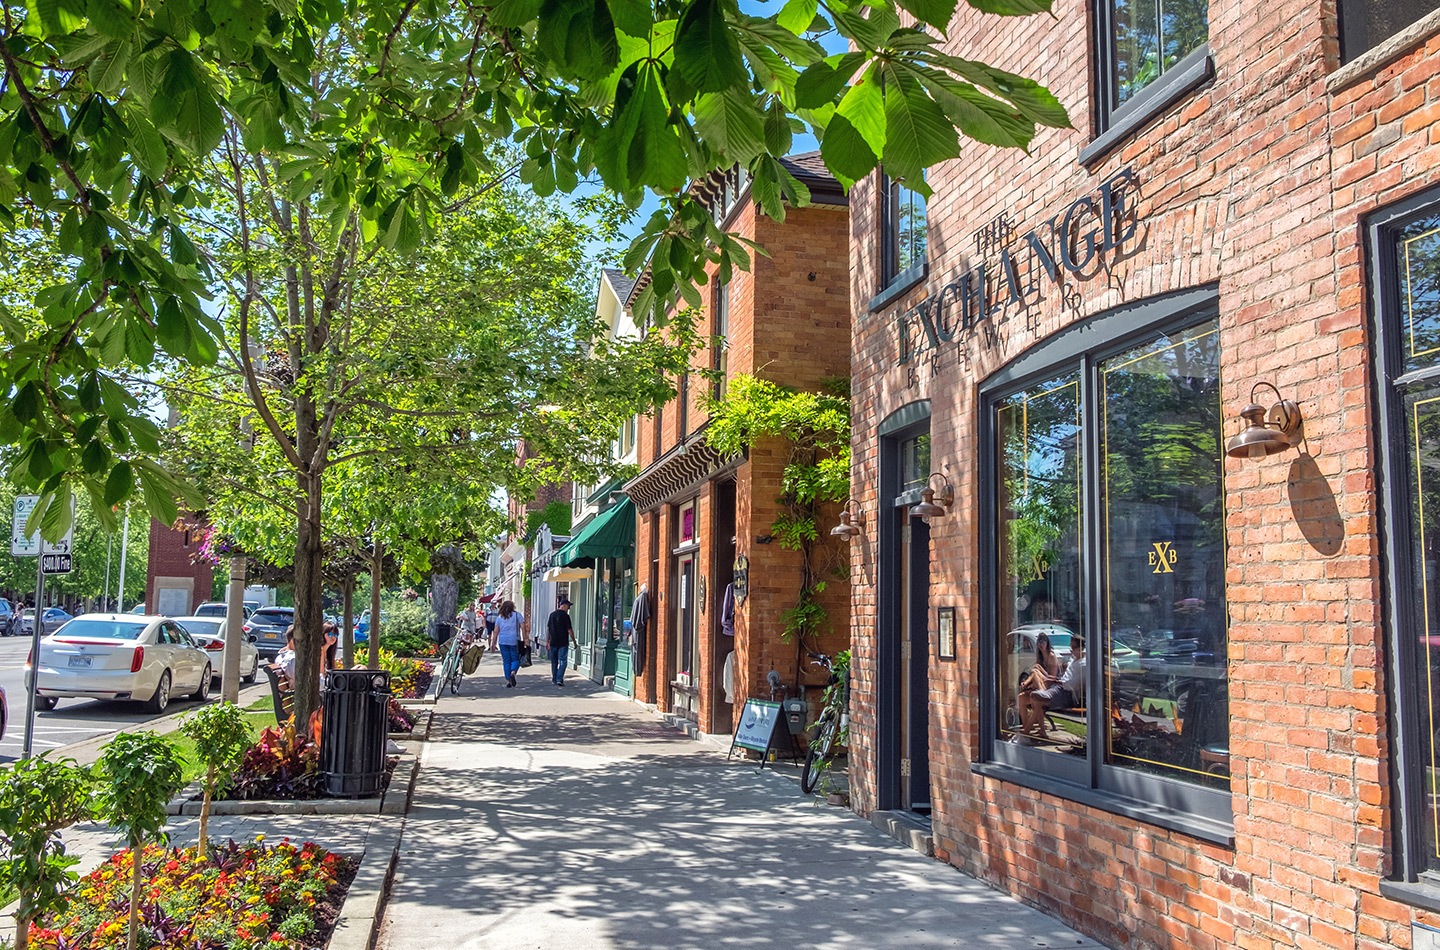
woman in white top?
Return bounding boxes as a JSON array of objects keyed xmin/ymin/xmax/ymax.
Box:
[{"xmin": 489, "ymin": 600, "xmax": 529, "ymax": 687}]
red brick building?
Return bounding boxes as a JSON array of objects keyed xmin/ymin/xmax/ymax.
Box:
[
  {"xmin": 145, "ymin": 518, "xmax": 216, "ymax": 616},
  {"xmin": 628, "ymin": 155, "xmax": 852, "ymax": 735},
  {"xmin": 846, "ymin": 1, "xmax": 1440, "ymax": 947}
]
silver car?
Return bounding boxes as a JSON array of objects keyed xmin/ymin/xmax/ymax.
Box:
[{"xmin": 33, "ymin": 614, "xmax": 213, "ymax": 713}]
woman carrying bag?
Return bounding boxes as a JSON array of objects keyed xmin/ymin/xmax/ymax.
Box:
[{"xmin": 488, "ymin": 600, "xmax": 530, "ymax": 688}]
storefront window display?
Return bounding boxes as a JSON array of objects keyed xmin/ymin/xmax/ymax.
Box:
[
  {"xmin": 1373, "ymin": 196, "xmax": 1440, "ymax": 876},
  {"xmin": 986, "ymin": 302, "xmax": 1227, "ymax": 821}
]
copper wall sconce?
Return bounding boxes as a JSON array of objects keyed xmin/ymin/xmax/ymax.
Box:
[
  {"xmin": 910, "ymin": 473, "xmax": 954, "ymax": 520},
  {"xmin": 1225, "ymin": 382, "xmax": 1303, "ymax": 460},
  {"xmin": 830, "ymin": 500, "xmax": 867, "ymax": 539}
]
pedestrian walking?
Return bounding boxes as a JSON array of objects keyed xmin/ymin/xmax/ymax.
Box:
[
  {"xmin": 546, "ymin": 598, "xmax": 577, "ymax": 686},
  {"xmin": 484, "ymin": 603, "xmax": 497, "ymax": 637},
  {"xmin": 460, "ymin": 604, "xmax": 478, "ymax": 639},
  {"xmin": 488, "ymin": 600, "xmax": 529, "ymax": 687}
]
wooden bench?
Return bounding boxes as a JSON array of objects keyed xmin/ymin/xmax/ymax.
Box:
[{"xmin": 264, "ymin": 664, "xmax": 295, "ymax": 723}]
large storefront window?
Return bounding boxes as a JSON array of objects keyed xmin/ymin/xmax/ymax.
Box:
[
  {"xmin": 1374, "ymin": 196, "xmax": 1440, "ymax": 878},
  {"xmin": 985, "ymin": 300, "xmax": 1227, "ymax": 825}
]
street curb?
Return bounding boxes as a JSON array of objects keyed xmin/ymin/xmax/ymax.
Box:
[{"xmin": 323, "ymin": 820, "xmax": 404, "ymax": 950}]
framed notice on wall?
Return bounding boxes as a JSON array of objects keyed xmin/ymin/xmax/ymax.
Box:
[{"xmin": 937, "ymin": 606, "xmax": 955, "ymax": 660}]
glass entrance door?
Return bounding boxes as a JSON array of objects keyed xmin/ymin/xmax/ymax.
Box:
[
  {"xmin": 671, "ymin": 554, "xmax": 699, "ymax": 720},
  {"xmin": 899, "ymin": 510, "xmax": 932, "ymax": 813}
]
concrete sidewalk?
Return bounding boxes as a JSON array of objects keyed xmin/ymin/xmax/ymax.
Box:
[{"xmin": 377, "ymin": 658, "xmax": 1105, "ymax": 950}]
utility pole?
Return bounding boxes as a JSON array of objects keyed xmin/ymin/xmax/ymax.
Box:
[
  {"xmin": 115, "ymin": 508, "xmax": 130, "ymax": 610},
  {"xmin": 222, "ymin": 557, "xmax": 246, "ymax": 702},
  {"xmin": 102, "ymin": 533, "xmax": 113, "ymax": 612}
]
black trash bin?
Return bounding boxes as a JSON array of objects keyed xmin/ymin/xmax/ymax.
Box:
[
  {"xmin": 434, "ymin": 621, "xmax": 454, "ymax": 648},
  {"xmin": 320, "ymin": 669, "xmax": 391, "ymax": 798}
]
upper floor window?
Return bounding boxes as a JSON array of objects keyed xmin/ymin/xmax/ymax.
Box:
[
  {"xmin": 711, "ymin": 167, "xmax": 749, "ymax": 225},
  {"xmin": 714, "ymin": 282, "xmax": 731, "ymax": 400},
  {"xmin": 1341, "ymin": 0, "xmax": 1440, "ymax": 62},
  {"xmin": 883, "ymin": 174, "xmax": 927, "ymax": 291},
  {"xmin": 1096, "ymin": 0, "xmax": 1208, "ymax": 131},
  {"xmin": 1372, "ymin": 189, "xmax": 1440, "ymax": 880}
]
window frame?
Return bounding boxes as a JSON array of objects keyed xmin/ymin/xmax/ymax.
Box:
[
  {"xmin": 1081, "ymin": 0, "xmax": 1214, "ymax": 167},
  {"xmin": 974, "ymin": 285, "xmax": 1233, "ymax": 841},
  {"xmin": 1369, "ymin": 185, "xmax": 1440, "ymax": 887},
  {"xmin": 870, "ymin": 171, "xmax": 928, "ymax": 311},
  {"xmin": 713, "ymin": 281, "xmax": 730, "ymax": 400}
]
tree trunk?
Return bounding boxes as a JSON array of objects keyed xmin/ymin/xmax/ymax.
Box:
[
  {"xmin": 198, "ymin": 765, "xmax": 213, "ymax": 860},
  {"xmin": 367, "ymin": 541, "xmax": 382, "ymax": 669},
  {"xmin": 127, "ymin": 841, "xmax": 142, "ymax": 950},
  {"xmin": 430, "ymin": 545, "xmax": 462, "ymax": 641},
  {"xmin": 341, "ymin": 575, "xmax": 355, "ymax": 669},
  {"xmin": 16, "ymin": 911, "xmax": 30, "ymax": 950},
  {"xmin": 291, "ymin": 470, "xmax": 325, "ymax": 733}
]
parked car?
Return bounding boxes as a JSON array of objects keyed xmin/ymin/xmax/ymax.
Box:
[
  {"xmin": 195, "ymin": 602, "xmax": 256, "ymax": 620},
  {"xmin": 20, "ymin": 607, "xmax": 73, "ymax": 637},
  {"xmin": 243, "ymin": 606, "xmax": 294, "ymax": 659},
  {"xmin": 173, "ymin": 616, "xmax": 261, "ymax": 686},
  {"xmin": 0, "ymin": 684, "xmax": 7, "ymax": 739},
  {"xmin": 0, "ymin": 598, "xmax": 14, "ymax": 637},
  {"xmin": 243, "ymin": 600, "xmax": 262, "ymax": 615},
  {"xmin": 127, "ymin": 603, "xmax": 147, "ymax": 615},
  {"xmin": 32, "ymin": 614, "xmax": 213, "ymax": 713}
]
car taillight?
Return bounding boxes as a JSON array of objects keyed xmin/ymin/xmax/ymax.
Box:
[
  {"xmin": 242, "ymin": 624, "xmax": 252, "ymax": 634},
  {"xmin": 204, "ymin": 641, "xmax": 223, "ymax": 651},
  {"xmin": 26, "ymin": 647, "xmax": 33, "ymax": 668},
  {"xmin": 130, "ymin": 646, "xmax": 144, "ymax": 672}
]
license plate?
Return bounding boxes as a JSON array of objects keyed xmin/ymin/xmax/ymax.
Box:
[{"xmin": 67, "ymin": 655, "xmax": 92, "ymax": 668}]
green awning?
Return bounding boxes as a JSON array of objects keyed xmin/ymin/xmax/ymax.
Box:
[{"xmin": 557, "ymin": 497, "xmax": 635, "ymax": 566}]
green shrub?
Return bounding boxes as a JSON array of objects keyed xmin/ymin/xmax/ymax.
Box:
[{"xmin": 0, "ymin": 755, "xmax": 92, "ymax": 950}]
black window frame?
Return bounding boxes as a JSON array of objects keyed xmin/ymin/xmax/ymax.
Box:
[
  {"xmin": 1081, "ymin": 0, "xmax": 1214, "ymax": 167},
  {"xmin": 870, "ymin": 171, "xmax": 928, "ymax": 311},
  {"xmin": 973, "ymin": 285, "xmax": 1233, "ymax": 843},
  {"xmin": 1369, "ymin": 185, "xmax": 1440, "ymax": 891}
]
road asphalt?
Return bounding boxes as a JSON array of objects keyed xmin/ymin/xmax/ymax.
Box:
[{"xmin": 376, "ymin": 653, "xmax": 1105, "ymax": 950}]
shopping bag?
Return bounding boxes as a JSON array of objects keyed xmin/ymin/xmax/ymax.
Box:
[
  {"xmin": 462, "ymin": 644, "xmax": 484, "ymax": 675},
  {"xmin": 519, "ymin": 643, "xmax": 534, "ymax": 668}
]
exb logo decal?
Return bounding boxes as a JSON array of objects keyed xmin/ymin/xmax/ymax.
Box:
[{"xmin": 1148, "ymin": 541, "xmax": 1178, "ymax": 574}]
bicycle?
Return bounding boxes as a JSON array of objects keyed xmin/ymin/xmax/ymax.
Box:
[
  {"xmin": 801, "ymin": 649, "xmax": 850, "ymax": 794},
  {"xmin": 438, "ymin": 628, "xmax": 475, "ymax": 695}
]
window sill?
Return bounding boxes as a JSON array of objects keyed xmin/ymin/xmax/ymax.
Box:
[
  {"xmin": 1079, "ymin": 49, "xmax": 1215, "ymax": 168},
  {"xmin": 971, "ymin": 761, "xmax": 1235, "ymax": 847},
  {"xmin": 1381, "ymin": 878, "xmax": 1440, "ymax": 915},
  {"xmin": 1328, "ymin": 7, "xmax": 1440, "ymax": 92},
  {"xmin": 868, "ymin": 261, "xmax": 928, "ymax": 313}
]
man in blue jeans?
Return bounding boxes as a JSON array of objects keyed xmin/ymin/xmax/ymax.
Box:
[{"xmin": 546, "ymin": 598, "xmax": 577, "ymax": 686}]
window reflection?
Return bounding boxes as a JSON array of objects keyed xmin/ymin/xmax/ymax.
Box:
[
  {"xmin": 996, "ymin": 376, "xmax": 1084, "ymax": 748},
  {"xmin": 1402, "ymin": 221, "xmax": 1440, "ymax": 372},
  {"xmin": 1112, "ymin": 0, "xmax": 1208, "ymax": 108},
  {"xmin": 901, "ymin": 434, "xmax": 931, "ymax": 493},
  {"xmin": 888, "ymin": 177, "xmax": 928, "ymax": 282},
  {"xmin": 1101, "ymin": 323, "xmax": 1227, "ymax": 788}
]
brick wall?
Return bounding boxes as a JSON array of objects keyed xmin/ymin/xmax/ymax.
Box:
[
  {"xmin": 845, "ymin": 0, "xmax": 1440, "ymax": 947},
  {"xmin": 631, "ymin": 193, "xmax": 853, "ymax": 734},
  {"xmin": 145, "ymin": 519, "xmax": 216, "ymax": 615}
]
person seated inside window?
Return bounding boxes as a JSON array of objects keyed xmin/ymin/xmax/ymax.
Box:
[{"xmin": 1019, "ymin": 635, "xmax": 1086, "ymax": 739}]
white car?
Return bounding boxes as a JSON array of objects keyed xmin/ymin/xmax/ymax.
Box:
[
  {"xmin": 173, "ymin": 616, "xmax": 261, "ymax": 686},
  {"xmin": 33, "ymin": 614, "xmax": 213, "ymax": 713}
]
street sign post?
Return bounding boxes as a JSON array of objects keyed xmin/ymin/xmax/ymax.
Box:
[
  {"xmin": 13, "ymin": 496, "xmax": 76, "ymax": 757},
  {"xmin": 10, "ymin": 495, "xmax": 40, "ymax": 556}
]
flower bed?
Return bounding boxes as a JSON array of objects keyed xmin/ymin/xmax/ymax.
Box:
[
  {"xmin": 376, "ymin": 650, "xmax": 433, "ymax": 699},
  {"xmin": 387, "ymin": 699, "xmax": 416, "ymax": 734},
  {"xmin": 30, "ymin": 838, "xmax": 355, "ymax": 950},
  {"xmin": 228, "ymin": 724, "xmax": 324, "ymax": 801}
]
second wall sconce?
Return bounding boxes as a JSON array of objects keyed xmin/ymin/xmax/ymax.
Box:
[
  {"xmin": 830, "ymin": 500, "xmax": 867, "ymax": 539},
  {"xmin": 911, "ymin": 473, "xmax": 954, "ymax": 520},
  {"xmin": 1225, "ymin": 382, "xmax": 1303, "ymax": 460}
]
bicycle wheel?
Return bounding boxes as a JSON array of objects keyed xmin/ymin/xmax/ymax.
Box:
[{"xmin": 801, "ymin": 715, "xmax": 839, "ymax": 794}]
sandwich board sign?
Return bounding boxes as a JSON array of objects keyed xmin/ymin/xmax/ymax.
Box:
[{"xmin": 726, "ymin": 699, "xmax": 795, "ymax": 771}]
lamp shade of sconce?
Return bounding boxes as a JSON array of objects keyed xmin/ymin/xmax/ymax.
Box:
[
  {"xmin": 830, "ymin": 500, "xmax": 867, "ymax": 539},
  {"xmin": 1225, "ymin": 382, "xmax": 1303, "ymax": 460},
  {"xmin": 910, "ymin": 473, "xmax": 955, "ymax": 520}
]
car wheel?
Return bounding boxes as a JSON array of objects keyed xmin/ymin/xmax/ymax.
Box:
[
  {"xmin": 242, "ymin": 655, "xmax": 258, "ymax": 685},
  {"xmin": 36, "ymin": 696, "xmax": 57, "ymax": 711},
  {"xmin": 146, "ymin": 671, "xmax": 172, "ymax": 714},
  {"xmin": 192, "ymin": 666, "xmax": 212, "ymax": 701}
]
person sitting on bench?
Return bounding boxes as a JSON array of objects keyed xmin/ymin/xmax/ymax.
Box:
[
  {"xmin": 1019, "ymin": 635, "xmax": 1086, "ymax": 738},
  {"xmin": 272, "ymin": 627, "xmax": 297, "ymax": 687}
]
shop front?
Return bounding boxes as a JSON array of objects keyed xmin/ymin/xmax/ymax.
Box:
[
  {"xmin": 845, "ymin": 0, "xmax": 1440, "ymax": 942},
  {"xmin": 551, "ymin": 496, "xmax": 636, "ymax": 692}
]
